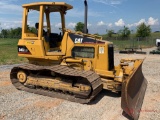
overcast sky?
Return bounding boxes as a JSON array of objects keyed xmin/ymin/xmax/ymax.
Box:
[{"xmin": 0, "ymin": 0, "xmax": 160, "ymax": 34}]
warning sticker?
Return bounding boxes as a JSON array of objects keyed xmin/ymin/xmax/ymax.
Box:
[{"xmin": 99, "ymin": 47, "xmax": 104, "ymax": 54}]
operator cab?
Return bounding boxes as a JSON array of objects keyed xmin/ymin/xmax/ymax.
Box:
[{"xmin": 22, "ymin": 2, "xmax": 73, "ymax": 52}]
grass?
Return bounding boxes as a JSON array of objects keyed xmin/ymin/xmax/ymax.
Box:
[{"xmin": 0, "ymin": 38, "xmax": 27, "ymax": 65}]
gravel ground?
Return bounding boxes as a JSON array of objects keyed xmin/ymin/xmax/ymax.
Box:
[{"xmin": 0, "ymin": 50, "xmax": 160, "ymax": 120}]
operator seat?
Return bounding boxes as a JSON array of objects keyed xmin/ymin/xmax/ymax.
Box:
[{"xmin": 35, "ymin": 23, "xmax": 47, "ymax": 36}]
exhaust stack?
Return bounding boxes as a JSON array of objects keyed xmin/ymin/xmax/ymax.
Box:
[{"xmin": 84, "ymin": 0, "xmax": 88, "ymax": 34}]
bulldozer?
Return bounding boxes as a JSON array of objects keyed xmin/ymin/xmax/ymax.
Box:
[{"xmin": 10, "ymin": 1, "xmax": 147, "ymax": 120}]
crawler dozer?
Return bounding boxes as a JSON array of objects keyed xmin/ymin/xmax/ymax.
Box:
[{"xmin": 10, "ymin": 1, "xmax": 147, "ymax": 120}]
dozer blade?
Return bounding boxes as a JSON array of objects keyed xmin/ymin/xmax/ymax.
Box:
[{"xmin": 121, "ymin": 59, "xmax": 148, "ymax": 120}]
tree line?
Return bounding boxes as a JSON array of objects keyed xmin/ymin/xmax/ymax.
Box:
[
  {"xmin": 0, "ymin": 27, "xmax": 22, "ymax": 38},
  {"xmin": 0, "ymin": 25, "xmax": 36, "ymax": 38},
  {"xmin": 0, "ymin": 22, "xmax": 152, "ymax": 39},
  {"xmin": 75, "ymin": 22, "xmax": 152, "ymax": 39}
]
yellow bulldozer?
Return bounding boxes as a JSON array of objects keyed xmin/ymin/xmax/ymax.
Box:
[{"xmin": 10, "ymin": 1, "xmax": 147, "ymax": 120}]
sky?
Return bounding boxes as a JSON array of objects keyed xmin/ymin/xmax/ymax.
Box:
[{"xmin": 0, "ymin": 0, "xmax": 160, "ymax": 34}]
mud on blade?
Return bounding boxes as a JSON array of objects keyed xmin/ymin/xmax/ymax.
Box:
[{"xmin": 121, "ymin": 59, "xmax": 148, "ymax": 120}]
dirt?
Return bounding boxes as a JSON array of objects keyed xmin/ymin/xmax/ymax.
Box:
[{"xmin": 0, "ymin": 51, "xmax": 160, "ymax": 120}]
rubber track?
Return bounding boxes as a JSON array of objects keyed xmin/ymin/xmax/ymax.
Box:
[{"xmin": 10, "ymin": 64, "xmax": 103, "ymax": 103}]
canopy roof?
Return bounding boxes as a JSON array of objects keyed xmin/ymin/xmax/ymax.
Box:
[{"xmin": 22, "ymin": 2, "xmax": 73, "ymax": 12}]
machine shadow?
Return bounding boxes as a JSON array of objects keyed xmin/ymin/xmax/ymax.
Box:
[
  {"xmin": 89, "ymin": 90, "xmax": 133, "ymax": 120},
  {"xmin": 88, "ymin": 89, "xmax": 121, "ymax": 105}
]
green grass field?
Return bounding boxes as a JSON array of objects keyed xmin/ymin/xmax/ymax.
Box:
[{"xmin": 0, "ymin": 38, "xmax": 27, "ymax": 65}]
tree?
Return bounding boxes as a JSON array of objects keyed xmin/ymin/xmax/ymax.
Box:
[
  {"xmin": 0, "ymin": 27, "xmax": 22, "ymax": 38},
  {"xmin": 1, "ymin": 29, "xmax": 9, "ymax": 38},
  {"xmin": 28, "ymin": 27, "xmax": 37, "ymax": 34},
  {"xmin": 94, "ymin": 33, "xmax": 99, "ymax": 36},
  {"xmin": 136, "ymin": 23, "xmax": 151, "ymax": 38},
  {"xmin": 9, "ymin": 27, "xmax": 22, "ymax": 38},
  {"xmin": 107, "ymin": 30, "xmax": 114, "ymax": 37},
  {"xmin": 74, "ymin": 22, "xmax": 84, "ymax": 32},
  {"xmin": 118, "ymin": 26, "xmax": 130, "ymax": 38}
]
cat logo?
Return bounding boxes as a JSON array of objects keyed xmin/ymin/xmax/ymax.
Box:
[{"xmin": 75, "ymin": 38, "xmax": 83, "ymax": 43}]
